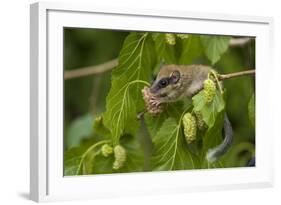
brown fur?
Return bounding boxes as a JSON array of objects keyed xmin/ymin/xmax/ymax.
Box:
[{"xmin": 150, "ymin": 64, "xmax": 212, "ymax": 103}]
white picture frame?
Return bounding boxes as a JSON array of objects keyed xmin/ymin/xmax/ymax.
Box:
[{"xmin": 30, "ymin": 2, "xmax": 274, "ymax": 202}]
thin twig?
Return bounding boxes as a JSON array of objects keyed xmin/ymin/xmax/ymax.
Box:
[
  {"xmin": 64, "ymin": 58, "xmax": 118, "ymax": 80},
  {"xmin": 218, "ymin": 69, "xmax": 255, "ymax": 81}
]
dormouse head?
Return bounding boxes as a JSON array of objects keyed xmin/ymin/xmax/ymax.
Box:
[{"xmin": 150, "ymin": 64, "xmax": 184, "ymax": 103}]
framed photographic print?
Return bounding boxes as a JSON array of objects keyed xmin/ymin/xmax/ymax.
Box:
[{"xmin": 30, "ymin": 2, "xmax": 274, "ymax": 202}]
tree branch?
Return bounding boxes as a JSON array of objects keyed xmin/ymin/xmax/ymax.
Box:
[
  {"xmin": 218, "ymin": 69, "xmax": 255, "ymax": 81},
  {"xmin": 64, "ymin": 56, "xmax": 254, "ymax": 82},
  {"xmin": 64, "ymin": 58, "xmax": 118, "ymax": 80},
  {"xmin": 229, "ymin": 37, "xmax": 251, "ymax": 47}
]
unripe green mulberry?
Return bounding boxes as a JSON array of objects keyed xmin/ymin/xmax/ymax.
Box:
[
  {"xmin": 113, "ymin": 145, "xmax": 127, "ymax": 170},
  {"xmin": 182, "ymin": 113, "xmax": 197, "ymax": 144},
  {"xmin": 177, "ymin": 34, "xmax": 189, "ymax": 39},
  {"xmin": 194, "ymin": 111, "xmax": 206, "ymax": 130},
  {"xmin": 101, "ymin": 144, "xmax": 113, "ymax": 157},
  {"xmin": 203, "ymin": 79, "xmax": 216, "ymax": 103},
  {"xmin": 165, "ymin": 33, "xmax": 176, "ymax": 45}
]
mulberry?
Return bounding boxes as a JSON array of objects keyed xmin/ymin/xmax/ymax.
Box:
[
  {"xmin": 142, "ymin": 86, "xmax": 163, "ymax": 115},
  {"xmin": 203, "ymin": 79, "xmax": 216, "ymax": 103},
  {"xmin": 165, "ymin": 33, "xmax": 176, "ymax": 45},
  {"xmin": 182, "ymin": 113, "xmax": 197, "ymax": 144},
  {"xmin": 177, "ymin": 34, "xmax": 189, "ymax": 39},
  {"xmin": 194, "ymin": 111, "xmax": 206, "ymax": 130},
  {"xmin": 101, "ymin": 144, "xmax": 113, "ymax": 157},
  {"xmin": 113, "ymin": 145, "xmax": 127, "ymax": 170}
]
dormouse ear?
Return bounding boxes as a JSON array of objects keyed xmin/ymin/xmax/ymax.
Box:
[{"xmin": 169, "ymin": 70, "xmax": 180, "ymax": 84}]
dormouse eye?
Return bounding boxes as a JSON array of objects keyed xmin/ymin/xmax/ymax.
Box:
[{"xmin": 158, "ymin": 79, "xmax": 169, "ymax": 88}]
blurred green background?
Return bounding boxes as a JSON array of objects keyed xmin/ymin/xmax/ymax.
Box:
[
  {"xmin": 64, "ymin": 28, "xmax": 128, "ymax": 148},
  {"xmin": 64, "ymin": 28, "xmax": 255, "ymax": 168}
]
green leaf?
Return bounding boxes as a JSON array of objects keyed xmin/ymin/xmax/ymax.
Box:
[
  {"xmin": 119, "ymin": 134, "xmax": 144, "ymax": 172},
  {"xmin": 91, "ymin": 154, "xmax": 115, "ymax": 174},
  {"xmin": 200, "ymin": 35, "xmax": 230, "ymax": 65},
  {"xmin": 152, "ymin": 33, "xmax": 177, "ymax": 63},
  {"xmin": 192, "ymin": 90, "xmax": 225, "ymax": 128},
  {"xmin": 144, "ymin": 101, "xmax": 185, "ymax": 137},
  {"xmin": 144, "ymin": 113, "xmax": 167, "ymax": 138},
  {"xmin": 179, "ymin": 35, "xmax": 203, "ymax": 64},
  {"xmin": 64, "ymin": 139, "xmax": 110, "ymax": 176},
  {"xmin": 195, "ymin": 110, "xmax": 225, "ymax": 168},
  {"xmin": 152, "ymin": 118, "xmax": 199, "ymax": 171},
  {"xmin": 64, "ymin": 146, "xmax": 85, "ymax": 176},
  {"xmin": 203, "ymin": 111, "xmax": 225, "ymax": 152},
  {"xmin": 103, "ymin": 32, "xmax": 156, "ymax": 145},
  {"xmin": 66, "ymin": 113, "xmax": 94, "ymax": 149},
  {"xmin": 248, "ymin": 94, "xmax": 255, "ymax": 128}
]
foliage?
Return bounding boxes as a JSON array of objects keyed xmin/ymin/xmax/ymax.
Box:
[
  {"xmin": 152, "ymin": 118, "xmax": 200, "ymax": 170},
  {"xmin": 64, "ymin": 30, "xmax": 255, "ymax": 175},
  {"xmin": 248, "ymin": 94, "xmax": 255, "ymax": 128},
  {"xmin": 102, "ymin": 33, "xmax": 155, "ymax": 145},
  {"xmin": 192, "ymin": 89, "xmax": 225, "ymax": 128},
  {"xmin": 200, "ymin": 35, "xmax": 231, "ymax": 64}
]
